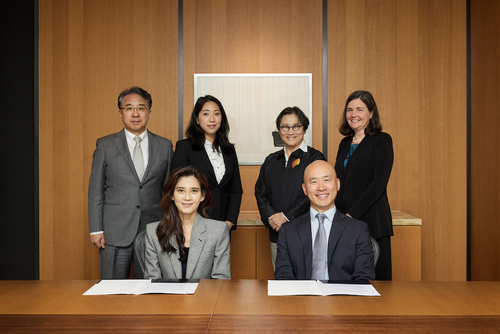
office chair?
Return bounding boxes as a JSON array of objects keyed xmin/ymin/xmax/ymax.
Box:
[
  {"xmin": 133, "ymin": 230, "xmax": 147, "ymax": 277},
  {"xmin": 370, "ymin": 237, "xmax": 380, "ymax": 267}
]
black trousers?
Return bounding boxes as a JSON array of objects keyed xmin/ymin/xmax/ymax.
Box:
[{"xmin": 375, "ymin": 236, "xmax": 392, "ymax": 280}]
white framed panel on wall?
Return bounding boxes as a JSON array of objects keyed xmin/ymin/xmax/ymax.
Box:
[{"xmin": 194, "ymin": 73, "xmax": 313, "ymax": 165}]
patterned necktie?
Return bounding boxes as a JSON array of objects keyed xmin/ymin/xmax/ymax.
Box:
[
  {"xmin": 312, "ymin": 213, "xmax": 327, "ymax": 280},
  {"xmin": 133, "ymin": 136, "xmax": 145, "ymax": 181}
]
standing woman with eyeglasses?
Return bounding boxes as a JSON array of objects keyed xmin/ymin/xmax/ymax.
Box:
[
  {"xmin": 255, "ymin": 107, "xmax": 326, "ymax": 270},
  {"xmin": 172, "ymin": 95, "xmax": 243, "ymax": 232}
]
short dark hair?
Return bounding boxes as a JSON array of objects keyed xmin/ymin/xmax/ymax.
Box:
[
  {"xmin": 185, "ymin": 95, "xmax": 234, "ymax": 153},
  {"xmin": 156, "ymin": 166, "xmax": 214, "ymax": 260},
  {"xmin": 117, "ymin": 86, "xmax": 152, "ymax": 109},
  {"xmin": 339, "ymin": 90, "xmax": 382, "ymax": 136},
  {"xmin": 275, "ymin": 107, "xmax": 310, "ymax": 131}
]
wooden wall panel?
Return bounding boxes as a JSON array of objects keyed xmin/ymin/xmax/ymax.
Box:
[
  {"xmin": 39, "ymin": 0, "xmax": 178, "ymax": 279},
  {"xmin": 471, "ymin": 0, "xmax": 500, "ymax": 280},
  {"xmin": 39, "ymin": 0, "xmax": 469, "ymax": 281},
  {"xmin": 328, "ymin": 0, "xmax": 467, "ymax": 281},
  {"xmin": 230, "ymin": 227, "xmax": 256, "ymax": 279},
  {"xmin": 392, "ymin": 226, "xmax": 421, "ymax": 281},
  {"xmin": 183, "ymin": 0, "xmax": 324, "ymax": 213}
]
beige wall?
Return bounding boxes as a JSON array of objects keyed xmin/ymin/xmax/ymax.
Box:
[{"xmin": 39, "ymin": 0, "xmax": 467, "ymax": 281}]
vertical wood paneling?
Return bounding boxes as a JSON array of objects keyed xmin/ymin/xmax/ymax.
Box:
[
  {"xmin": 230, "ymin": 227, "xmax": 257, "ymax": 279},
  {"xmin": 184, "ymin": 0, "xmax": 323, "ymax": 213},
  {"xmin": 471, "ymin": 0, "xmax": 500, "ymax": 280},
  {"xmin": 39, "ymin": 0, "xmax": 178, "ymax": 279},
  {"xmin": 328, "ymin": 0, "xmax": 467, "ymax": 281},
  {"xmin": 392, "ymin": 226, "xmax": 421, "ymax": 281},
  {"xmin": 417, "ymin": 0, "xmax": 467, "ymax": 281},
  {"xmin": 39, "ymin": 0, "xmax": 469, "ymax": 281}
]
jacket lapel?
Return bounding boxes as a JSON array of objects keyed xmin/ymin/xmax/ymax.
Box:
[
  {"xmin": 219, "ymin": 150, "xmax": 233, "ymax": 184},
  {"xmin": 297, "ymin": 214, "xmax": 313, "ymax": 279},
  {"xmin": 113, "ymin": 129, "xmax": 139, "ymax": 181},
  {"xmin": 142, "ymin": 131, "xmax": 157, "ymax": 181},
  {"xmin": 186, "ymin": 214, "xmax": 206, "ymax": 278},
  {"xmin": 166, "ymin": 235, "xmax": 183, "ymax": 278},
  {"xmin": 197, "ymin": 147, "xmax": 217, "ymax": 180},
  {"xmin": 327, "ymin": 211, "xmax": 348, "ymax": 267},
  {"xmin": 288, "ymin": 148, "xmax": 306, "ymax": 170},
  {"xmin": 344, "ymin": 136, "xmax": 368, "ymax": 172}
]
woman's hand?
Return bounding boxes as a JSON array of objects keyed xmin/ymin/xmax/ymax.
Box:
[
  {"xmin": 225, "ymin": 221, "xmax": 234, "ymax": 230},
  {"xmin": 268, "ymin": 212, "xmax": 288, "ymax": 232}
]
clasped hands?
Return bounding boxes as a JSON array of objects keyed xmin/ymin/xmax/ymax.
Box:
[{"xmin": 268, "ymin": 212, "xmax": 288, "ymax": 232}]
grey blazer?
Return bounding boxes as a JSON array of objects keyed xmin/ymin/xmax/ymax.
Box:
[
  {"xmin": 88, "ymin": 129, "xmax": 173, "ymax": 247},
  {"xmin": 144, "ymin": 214, "xmax": 231, "ymax": 279}
]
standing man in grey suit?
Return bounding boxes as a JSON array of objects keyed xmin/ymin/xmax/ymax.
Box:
[
  {"xmin": 275, "ymin": 160, "xmax": 375, "ymax": 281},
  {"xmin": 88, "ymin": 86, "xmax": 173, "ymax": 279}
]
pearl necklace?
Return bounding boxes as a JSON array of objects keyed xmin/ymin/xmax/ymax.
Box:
[{"xmin": 352, "ymin": 136, "xmax": 364, "ymax": 143}]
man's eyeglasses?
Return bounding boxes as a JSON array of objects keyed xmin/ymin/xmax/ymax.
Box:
[
  {"xmin": 279, "ymin": 125, "xmax": 303, "ymax": 132},
  {"xmin": 120, "ymin": 107, "xmax": 149, "ymax": 113}
]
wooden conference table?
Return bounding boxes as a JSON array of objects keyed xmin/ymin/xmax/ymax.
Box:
[{"xmin": 1, "ymin": 280, "xmax": 499, "ymax": 333}]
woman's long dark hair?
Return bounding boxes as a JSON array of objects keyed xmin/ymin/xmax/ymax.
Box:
[
  {"xmin": 185, "ymin": 95, "xmax": 235, "ymax": 154},
  {"xmin": 156, "ymin": 166, "xmax": 214, "ymax": 261},
  {"xmin": 339, "ymin": 90, "xmax": 383, "ymax": 137}
]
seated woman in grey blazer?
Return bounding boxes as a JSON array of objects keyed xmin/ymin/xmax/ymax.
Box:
[{"xmin": 144, "ymin": 165, "xmax": 231, "ymax": 279}]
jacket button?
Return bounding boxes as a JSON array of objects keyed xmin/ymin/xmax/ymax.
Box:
[{"xmin": 136, "ymin": 205, "xmax": 140, "ymax": 209}]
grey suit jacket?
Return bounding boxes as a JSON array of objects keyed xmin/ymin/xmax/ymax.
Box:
[
  {"xmin": 144, "ymin": 214, "xmax": 231, "ymax": 279},
  {"xmin": 88, "ymin": 129, "xmax": 173, "ymax": 247},
  {"xmin": 275, "ymin": 210, "xmax": 375, "ymax": 281}
]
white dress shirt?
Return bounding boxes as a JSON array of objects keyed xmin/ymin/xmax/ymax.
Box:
[{"xmin": 204, "ymin": 139, "xmax": 225, "ymax": 184}]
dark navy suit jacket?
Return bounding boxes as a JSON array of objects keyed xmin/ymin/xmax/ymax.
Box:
[{"xmin": 275, "ymin": 210, "xmax": 375, "ymax": 281}]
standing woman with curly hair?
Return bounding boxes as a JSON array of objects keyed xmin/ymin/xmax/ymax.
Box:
[
  {"xmin": 144, "ymin": 166, "xmax": 230, "ymax": 279},
  {"xmin": 172, "ymin": 95, "xmax": 243, "ymax": 232},
  {"xmin": 334, "ymin": 90, "xmax": 394, "ymax": 280}
]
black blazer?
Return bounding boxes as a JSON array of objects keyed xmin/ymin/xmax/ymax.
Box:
[
  {"xmin": 255, "ymin": 147, "xmax": 326, "ymax": 243},
  {"xmin": 275, "ymin": 210, "xmax": 375, "ymax": 280},
  {"xmin": 334, "ymin": 132, "xmax": 394, "ymax": 239},
  {"xmin": 172, "ymin": 139, "xmax": 243, "ymax": 229}
]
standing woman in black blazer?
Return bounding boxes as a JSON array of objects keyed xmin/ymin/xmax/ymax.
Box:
[
  {"xmin": 255, "ymin": 107, "xmax": 326, "ymax": 269},
  {"xmin": 334, "ymin": 91, "xmax": 394, "ymax": 280},
  {"xmin": 172, "ymin": 95, "xmax": 243, "ymax": 231}
]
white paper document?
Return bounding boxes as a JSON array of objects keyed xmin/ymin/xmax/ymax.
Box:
[
  {"xmin": 83, "ymin": 279, "xmax": 198, "ymax": 295},
  {"xmin": 268, "ymin": 280, "xmax": 380, "ymax": 297}
]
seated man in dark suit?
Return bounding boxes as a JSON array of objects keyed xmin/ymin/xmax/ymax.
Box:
[{"xmin": 275, "ymin": 160, "xmax": 375, "ymax": 280}]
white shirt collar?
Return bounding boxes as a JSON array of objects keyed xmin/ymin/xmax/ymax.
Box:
[
  {"xmin": 284, "ymin": 139, "xmax": 308, "ymax": 163},
  {"xmin": 309, "ymin": 206, "xmax": 336, "ymax": 223},
  {"xmin": 124, "ymin": 128, "xmax": 148, "ymax": 141}
]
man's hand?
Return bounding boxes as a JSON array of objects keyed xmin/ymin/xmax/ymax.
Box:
[
  {"xmin": 268, "ymin": 212, "xmax": 288, "ymax": 232},
  {"xmin": 90, "ymin": 233, "xmax": 105, "ymax": 248}
]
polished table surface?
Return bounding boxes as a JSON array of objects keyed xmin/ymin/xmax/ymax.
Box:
[{"xmin": 1, "ymin": 280, "xmax": 500, "ymax": 332}]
